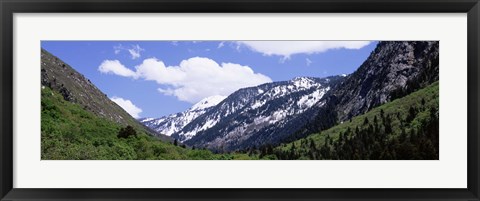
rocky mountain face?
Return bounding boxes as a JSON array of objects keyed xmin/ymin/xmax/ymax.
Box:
[
  {"xmin": 172, "ymin": 76, "xmax": 344, "ymax": 151},
  {"xmin": 300, "ymin": 41, "xmax": 439, "ymax": 135},
  {"xmin": 140, "ymin": 95, "xmax": 226, "ymax": 137},
  {"xmin": 335, "ymin": 41, "xmax": 438, "ymax": 120},
  {"xmin": 41, "ymin": 49, "xmax": 168, "ymax": 141}
]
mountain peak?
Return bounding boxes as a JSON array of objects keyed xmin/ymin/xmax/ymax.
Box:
[
  {"xmin": 141, "ymin": 95, "xmax": 227, "ymax": 138},
  {"xmin": 191, "ymin": 95, "xmax": 227, "ymax": 110},
  {"xmin": 291, "ymin": 77, "xmax": 318, "ymax": 89},
  {"xmin": 291, "ymin": 76, "xmax": 312, "ymax": 81}
]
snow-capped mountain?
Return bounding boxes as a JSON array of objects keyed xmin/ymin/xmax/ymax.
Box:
[
  {"xmin": 141, "ymin": 95, "xmax": 226, "ymax": 137},
  {"xmin": 191, "ymin": 95, "xmax": 227, "ymax": 110},
  {"xmin": 142, "ymin": 41, "xmax": 439, "ymax": 152},
  {"xmin": 175, "ymin": 76, "xmax": 344, "ymax": 151}
]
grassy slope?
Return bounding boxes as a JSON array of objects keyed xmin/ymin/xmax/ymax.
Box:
[
  {"xmin": 41, "ymin": 87, "xmax": 253, "ymax": 160},
  {"xmin": 41, "ymin": 49, "xmax": 171, "ymax": 142},
  {"xmin": 271, "ymin": 81, "xmax": 439, "ymax": 159}
]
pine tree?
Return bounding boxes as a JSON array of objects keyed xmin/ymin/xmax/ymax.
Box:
[
  {"xmin": 289, "ymin": 143, "xmax": 297, "ymax": 159},
  {"xmin": 363, "ymin": 117, "xmax": 369, "ymax": 125},
  {"xmin": 309, "ymin": 139, "xmax": 317, "ymax": 151},
  {"xmin": 406, "ymin": 106, "xmax": 417, "ymax": 123}
]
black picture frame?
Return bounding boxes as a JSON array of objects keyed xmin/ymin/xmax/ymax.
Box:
[{"xmin": 1, "ymin": 0, "xmax": 479, "ymax": 200}]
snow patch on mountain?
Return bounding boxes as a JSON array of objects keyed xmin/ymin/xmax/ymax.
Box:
[
  {"xmin": 292, "ymin": 77, "xmax": 316, "ymax": 88},
  {"xmin": 140, "ymin": 95, "xmax": 226, "ymax": 136},
  {"xmin": 297, "ymin": 87, "xmax": 329, "ymax": 109},
  {"xmin": 191, "ymin": 95, "xmax": 227, "ymax": 110}
]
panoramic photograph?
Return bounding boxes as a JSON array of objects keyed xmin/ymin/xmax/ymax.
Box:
[{"xmin": 41, "ymin": 41, "xmax": 439, "ymax": 160}]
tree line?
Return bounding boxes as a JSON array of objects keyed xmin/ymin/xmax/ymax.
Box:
[{"xmin": 255, "ymin": 99, "xmax": 439, "ymax": 160}]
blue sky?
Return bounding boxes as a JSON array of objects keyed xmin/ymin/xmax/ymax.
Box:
[{"xmin": 41, "ymin": 41, "xmax": 378, "ymax": 118}]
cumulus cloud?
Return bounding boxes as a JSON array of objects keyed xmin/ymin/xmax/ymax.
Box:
[
  {"xmin": 99, "ymin": 57, "xmax": 272, "ymax": 103},
  {"xmin": 237, "ymin": 41, "xmax": 372, "ymax": 59},
  {"xmin": 98, "ymin": 60, "xmax": 138, "ymax": 78},
  {"xmin": 113, "ymin": 44, "xmax": 145, "ymax": 59},
  {"xmin": 110, "ymin": 96, "xmax": 143, "ymax": 118},
  {"xmin": 135, "ymin": 57, "xmax": 272, "ymax": 103}
]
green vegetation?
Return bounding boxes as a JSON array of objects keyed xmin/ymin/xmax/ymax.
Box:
[
  {"xmin": 41, "ymin": 87, "xmax": 253, "ymax": 160},
  {"xmin": 42, "ymin": 81, "xmax": 439, "ymax": 160},
  {"xmin": 117, "ymin": 125, "xmax": 137, "ymax": 139},
  {"xmin": 263, "ymin": 82, "xmax": 439, "ymax": 160}
]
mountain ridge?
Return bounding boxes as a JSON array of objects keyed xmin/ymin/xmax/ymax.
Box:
[
  {"xmin": 41, "ymin": 48, "xmax": 170, "ymax": 142},
  {"xmin": 174, "ymin": 76, "xmax": 344, "ymax": 151},
  {"xmin": 297, "ymin": 41, "xmax": 439, "ymax": 137},
  {"xmin": 140, "ymin": 95, "xmax": 227, "ymax": 137}
]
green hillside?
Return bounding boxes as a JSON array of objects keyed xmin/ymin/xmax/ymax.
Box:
[
  {"xmin": 262, "ymin": 82, "xmax": 439, "ymax": 160},
  {"xmin": 41, "ymin": 87, "xmax": 253, "ymax": 160},
  {"xmin": 41, "ymin": 49, "xmax": 172, "ymax": 142},
  {"xmin": 41, "ymin": 81, "xmax": 439, "ymax": 160}
]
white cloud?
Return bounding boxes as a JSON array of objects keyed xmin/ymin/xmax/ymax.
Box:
[
  {"xmin": 138, "ymin": 57, "xmax": 272, "ymax": 103},
  {"xmin": 110, "ymin": 96, "xmax": 143, "ymax": 118},
  {"xmin": 127, "ymin": 44, "xmax": 144, "ymax": 59},
  {"xmin": 217, "ymin": 42, "xmax": 225, "ymax": 48},
  {"xmin": 113, "ymin": 44, "xmax": 145, "ymax": 59},
  {"xmin": 98, "ymin": 60, "xmax": 138, "ymax": 78},
  {"xmin": 114, "ymin": 44, "xmax": 122, "ymax": 54},
  {"xmin": 237, "ymin": 41, "xmax": 372, "ymax": 59},
  {"xmin": 306, "ymin": 58, "xmax": 313, "ymax": 66},
  {"xmin": 99, "ymin": 57, "xmax": 272, "ymax": 103}
]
